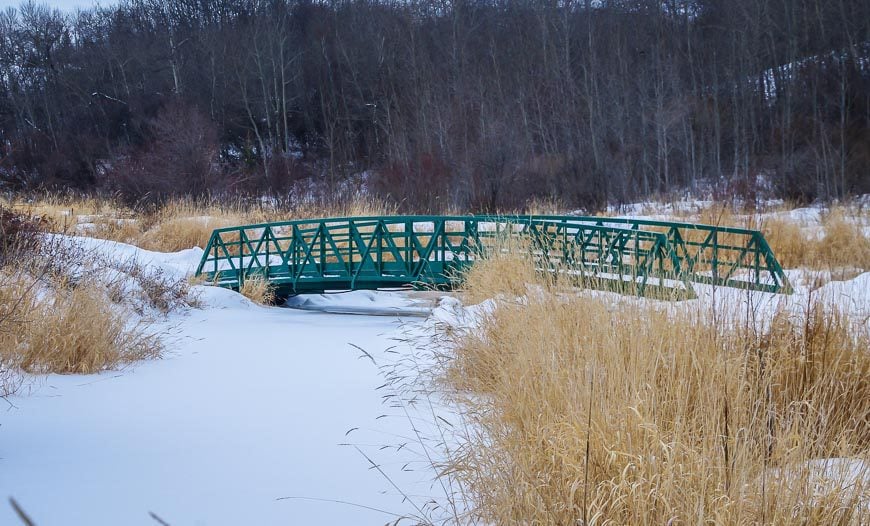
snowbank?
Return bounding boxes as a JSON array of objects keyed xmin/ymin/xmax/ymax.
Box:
[{"xmin": 0, "ymin": 236, "xmax": 448, "ymax": 525}]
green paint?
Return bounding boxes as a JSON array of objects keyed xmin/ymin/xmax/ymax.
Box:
[{"xmin": 194, "ymin": 215, "xmax": 792, "ymax": 299}]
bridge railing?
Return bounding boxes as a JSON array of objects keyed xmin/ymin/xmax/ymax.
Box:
[
  {"xmin": 194, "ymin": 215, "xmax": 684, "ymax": 296},
  {"xmin": 484, "ymin": 215, "xmax": 792, "ymax": 294}
]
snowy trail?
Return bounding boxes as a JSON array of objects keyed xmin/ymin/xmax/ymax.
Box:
[{"xmin": 0, "ymin": 286, "xmax": 433, "ymax": 525}]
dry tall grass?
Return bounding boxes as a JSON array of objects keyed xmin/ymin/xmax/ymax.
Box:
[
  {"xmin": 459, "ymin": 236, "xmax": 541, "ymax": 305},
  {"xmin": 7, "ymin": 193, "xmax": 870, "ymax": 283},
  {"xmin": 3, "ymin": 194, "xmax": 400, "ymax": 252},
  {"xmin": 443, "ymin": 286, "xmax": 870, "ymax": 524},
  {"xmin": 0, "ymin": 213, "xmax": 184, "ymax": 390},
  {"xmin": 138, "ymin": 215, "xmax": 240, "ymax": 252},
  {"xmin": 438, "ymin": 238, "xmax": 870, "ymax": 524},
  {"xmin": 521, "ymin": 196, "xmax": 567, "ymax": 216},
  {"xmin": 760, "ymin": 217, "xmax": 812, "ymax": 269},
  {"xmin": 760, "ymin": 208, "xmax": 870, "ymax": 274},
  {"xmin": 0, "ymin": 270, "xmax": 161, "ymax": 377},
  {"xmin": 1, "ymin": 194, "xmax": 127, "ymax": 232},
  {"xmin": 816, "ymin": 210, "xmax": 870, "ymax": 271},
  {"xmin": 677, "ymin": 201, "xmax": 870, "ymax": 274},
  {"xmin": 239, "ymin": 275, "xmax": 276, "ymax": 305},
  {"xmin": 696, "ymin": 202, "xmax": 760, "ymax": 229}
]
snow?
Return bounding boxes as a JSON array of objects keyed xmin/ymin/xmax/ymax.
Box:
[
  {"xmin": 764, "ymin": 206, "xmax": 824, "ymax": 226},
  {"xmin": 759, "ymin": 43, "xmax": 870, "ymax": 104},
  {"xmin": 0, "ymin": 236, "xmax": 446, "ymax": 525},
  {"xmin": 764, "ymin": 458, "xmax": 870, "ymax": 511},
  {"xmin": 3, "ymin": 197, "xmax": 869, "ymax": 524},
  {"xmin": 49, "ymin": 235, "xmax": 206, "ymax": 279},
  {"xmin": 285, "ymin": 290, "xmax": 438, "ymax": 316}
]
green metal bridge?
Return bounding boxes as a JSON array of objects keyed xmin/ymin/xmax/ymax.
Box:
[{"xmin": 194, "ymin": 215, "xmax": 792, "ymax": 299}]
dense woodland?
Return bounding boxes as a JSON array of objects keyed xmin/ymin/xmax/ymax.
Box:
[{"xmin": 0, "ymin": 0, "xmax": 868, "ymax": 210}]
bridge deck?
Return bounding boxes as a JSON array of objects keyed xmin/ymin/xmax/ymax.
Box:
[{"xmin": 194, "ymin": 215, "xmax": 791, "ymax": 299}]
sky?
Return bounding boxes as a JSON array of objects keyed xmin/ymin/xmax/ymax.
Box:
[{"xmin": 0, "ymin": 0, "xmax": 103, "ymax": 11}]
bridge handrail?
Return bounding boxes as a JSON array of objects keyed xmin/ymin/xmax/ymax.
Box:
[
  {"xmin": 200, "ymin": 214, "xmax": 615, "ymax": 236},
  {"xmin": 202, "ymin": 213, "xmax": 773, "ymax": 237},
  {"xmin": 195, "ymin": 214, "xmax": 791, "ymax": 296},
  {"xmin": 196, "ymin": 215, "xmax": 662, "ymax": 257},
  {"xmin": 484, "ymin": 214, "xmax": 791, "ymax": 293}
]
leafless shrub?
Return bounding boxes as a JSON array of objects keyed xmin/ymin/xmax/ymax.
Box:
[
  {"xmin": 102, "ymin": 101, "xmax": 224, "ymax": 201},
  {"xmin": 115, "ymin": 261, "xmax": 201, "ymax": 314},
  {"xmin": 0, "ymin": 206, "xmax": 47, "ymax": 266}
]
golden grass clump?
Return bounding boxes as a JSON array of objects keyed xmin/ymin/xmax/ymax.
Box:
[
  {"xmin": 689, "ymin": 202, "xmax": 870, "ymax": 274},
  {"xmin": 459, "ymin": 237, "xmax": 541, "ymax": 305},
  {"xmin": 88, "ymin": 217, "xmax": 144, "ymax": 244},
  {"xmin": 295, "ymin": 194, "xmax": 399, "ymax": 219},
  {"xmin": 816, "ymin": 209, "xmax": 870, "ymax": 271},
  {"xmin": 444, "ymin": 292, "xmax": 870, "ymax": 525},
  {"xmin": 239, "ymin": 275, "xmax": 276, "ymax": 305},
  {"xmin": 696, "ymin": 202, "xmax": 748, "ymax": 227},
  {"xmin": 118, "ymin": 197, "xmax": 245, "ymax": 251},
  {"xmin": 761, "ymin": 207, "xmax": 870, "ymax": 273},
  {"xmin": 0, "ymin": 273, "xmax": 161, "ymax": 375},
  {"xmin": 2, "ymin": 194, "xmax": 127, "ymax": 230},
  {"xmin": 4, "ymin": 194, "xmax": 402, "ymax": 252},
  {"xmin": 521, "ymin": 196, "xmax": 566, "ymax": 216},
  {"xmin": 762, "ymin": 217, "xmax": 814, "ymax": 269},
  {"xmin": 138, "ymin": 216, "xmax": 239, "ymax": 252}
]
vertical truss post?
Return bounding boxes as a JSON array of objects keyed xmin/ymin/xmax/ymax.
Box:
[
  {"xmin": 238, "ymin": 229, "xmax": 246, "ymax": 289},
  {"xmin": 264, "ymin": 227, "xmax": 270, "ymax": 280},
  {"xmin": 196, "ymin": 215, "xmax": 792, "ymax": 297}
]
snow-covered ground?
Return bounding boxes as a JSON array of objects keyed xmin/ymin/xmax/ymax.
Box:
[
  {"xmin": 0, "ymin": 239, "xmax": 447, "ymax": 525},
  {"xmin": 2, "ymin": 200, "xmax": 869, "ymax": 524}
]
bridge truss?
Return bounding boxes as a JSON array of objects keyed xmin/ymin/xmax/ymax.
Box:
[{"xmin": 194, "ymin": 215, "xmax": 791, "ymax": 299}]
